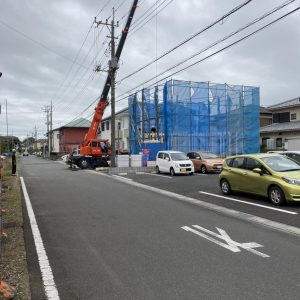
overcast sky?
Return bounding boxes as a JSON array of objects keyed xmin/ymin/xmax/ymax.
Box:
[{"xmin": 0, "ymin": 0, "xmax": 299, "ymax": 140}]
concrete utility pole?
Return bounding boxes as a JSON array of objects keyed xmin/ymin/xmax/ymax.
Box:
[
  {"xmin": 42, "ymin": 104, "xmax": 53, "ymax": 157},
  {"xmin": 34, "ymin": 126, "xmax": 37, "ymax": 153},
  {"xmin": 95, "ymin": 8, "xmax": 119, "ymax": 167},
  {"xmin": 50, "ymin": 101, "xmax": 53, "ymax": 153}
]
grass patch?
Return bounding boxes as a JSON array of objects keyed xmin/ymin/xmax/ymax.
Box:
[{"xmin": 1, "ymin": 159, "xmax": 31, "ymax": 300}]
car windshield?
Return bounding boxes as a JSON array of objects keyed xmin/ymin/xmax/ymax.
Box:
[
  {"xmin": 261, "ymin": 155, "xmax": 300, "ymax": 172},
  {"xmin": 170, "ymin": 152, "xmax": 188, "ymax": 161},
  {"xmin": 200, "ymin": 152, "xmax": 218, "ymax": 159}
]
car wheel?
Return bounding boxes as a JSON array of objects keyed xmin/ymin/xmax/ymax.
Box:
[
  {"xmin": 200, "ymin": 165, "xmax": 207, "ymax": 174},
  {"xmin": 79, "ymin": 158, "xmax": 89, "ymax": 169},
  {"xmin": 156, "ymin": 166, "xmax": 160, "ymax": 174},
  {"xmin": 220, "ymin": 179, "xmax": 231, "ymax": 195},
  {"xmin": 170, "ymin": 167, "xmax": 175, "ymax": 176},
  {"xmin": 189, "ymin": 172, "xmax": 194, "ymax": 175},
  {"xmin": 268, "ymin": 186, "xmax": 285, "ymax": 206}
]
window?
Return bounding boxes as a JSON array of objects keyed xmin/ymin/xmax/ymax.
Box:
[
  {"xmin": 232, "ymin": 157, "xmax": 245, "ymax": 169},
  {"xmin": 91, "ymin": 141, "xmax": 98, "ymax": 147},
  {"xmin": 226, "ymin": 158, "xmax": 234, "ymax": 167},
  {"xmin": 101, "ymin": 122, "xmax": 105, "ymax": 131},
  {"xmin": 262, "ymin": 138, "xmax": 269, "ymax": 146},
  {"xmin": 164, "ymin": 154, "xmax": 170, "ymax": 160},
  {"xmin": 276, "ymin": 138, "xmax": 282, "ymax": 148},
  {"xmin": 291, "ymin": 113, "xmax": 297, "ymax": 120},
  {"xmin": 158, "ymin": 152, "xmax": 164, "ymax": 159},
  {"xmin": 273, "ymin": 112, "xmax": 290, "ymax": 123},
  {"xmin": 106, "ymin": 121, "xmax": 110, "ymax": 130},
  {"xmin": 187, "ymin": 152, "xmax": 195, "ymax": 159},
  {"xmin": 246, "ymin": 158, "xmax": 262, "ymax": 170}
]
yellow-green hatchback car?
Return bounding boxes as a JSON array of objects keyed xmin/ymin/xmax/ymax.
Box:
[{"xmin": 219, "ymin": 153, "xmax": 300, "ymax": 206}]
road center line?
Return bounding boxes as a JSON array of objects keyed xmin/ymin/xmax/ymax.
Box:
[
  {"xmin": 20, "ymin": 177, "xmax": 60, "ymax": 300},
  {"xmin": 198, "ymin": 191, "xmax": 297, "ymax": 215}
]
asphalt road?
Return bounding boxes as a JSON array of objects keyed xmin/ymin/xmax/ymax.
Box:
[
  {"xmin": 118, "ymin": 171, "xmax": 300, "ymax": 228},
  {"xmin": 20, "ymin": 156, "xmax": 300, "ymax": 300}
]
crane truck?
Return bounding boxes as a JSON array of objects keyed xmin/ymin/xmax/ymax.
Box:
[{"xmin": 69, "ymin": 0, "xmax": 138, "ymax": 169}]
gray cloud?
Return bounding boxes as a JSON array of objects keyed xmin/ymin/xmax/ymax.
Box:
[{"xmin": 1, "ymin": 0, "xmax": 300, "ymax": 139}]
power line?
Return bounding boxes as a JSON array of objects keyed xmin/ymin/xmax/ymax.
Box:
[
  {"xmin": 128, "ymin": 0, "xmax": 174, "ymax": 36},
  {"xmin": 118, "ymin": 0, "xmax": 253, "ymax": 83},
  {"xmin": 0, "ymin": 19, "xmax": 89, "ymax": 70},
  {"xmin": 118, "ymin": 0, "xmax": 296, "ymax": 97},
  {"xmin": 114, "ymin": 5, "xmax": 300, "ymax": 105}
]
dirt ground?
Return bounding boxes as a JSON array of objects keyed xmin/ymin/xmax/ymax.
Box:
[{"xmin": 1, "ymin": 158, "xmax": 31, "ymax": 300}]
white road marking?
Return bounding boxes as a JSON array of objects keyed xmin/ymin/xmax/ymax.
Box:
[
  {"xmin": 112, "ymin": 175, "xmax": 133, "ymax": 181},
  {"xmin": 193, "ymin": 173, "xmax": 207, "ymax": 176},
  {"xmin": 182, "ymin": 225, "xmax": 270, "ymax": 258},
  {"xmin": 146, "ymin": 173, "xmax": 173, "ymax": 179},
  {"xmin": 198, "ymin": 191, "xmax": 298, "ymax": 215},
  {"xmin": 20, "ymin": 177, "xmax": 60, "ymax": 300},
  {"xmin": 88, "ymin": 169, "xmax": 300, "ymax": 237}
]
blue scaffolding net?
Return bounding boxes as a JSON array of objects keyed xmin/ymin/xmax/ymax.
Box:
[{"xmin": 129, "ymin": 79, "xmax": 259, "ymax": 157}]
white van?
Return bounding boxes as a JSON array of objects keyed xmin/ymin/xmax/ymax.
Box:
[{"xmin": 156, "ymin": 151, "xmax": 194, "ymax": 176}]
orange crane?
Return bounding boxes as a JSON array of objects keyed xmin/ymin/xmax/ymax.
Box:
[{"xmin": 70, "ymin": 0, "xmax": 138, "ymax": 169}]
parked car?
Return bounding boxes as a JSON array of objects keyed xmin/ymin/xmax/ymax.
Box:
[
  {"xmin": 268, "ymin": 151, "xmax": 300, "ymax": 165},
  {"xmin": 23, "ymin": 150, "xmax": 29, "ymax": 156},
  {"xmin": 187, "ymin": 151, "xmax": 223, "ymax": 173},
  {"xmin": 156, "ymin": 151, "xmax": 194, "ymax": 176},
  {"xmin": 219, "ymin": 153, "xmax": 300, "ymax": 206}
]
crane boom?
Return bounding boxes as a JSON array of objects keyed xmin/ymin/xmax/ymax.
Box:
[{"xmin": 83, "ymin": 0, "xmax": 139, "ymax": 144}]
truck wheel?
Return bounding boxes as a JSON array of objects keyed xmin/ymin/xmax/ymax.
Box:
[{"xmin": 79, "ymin": 158, "xmax": 89, "ymax": 169}]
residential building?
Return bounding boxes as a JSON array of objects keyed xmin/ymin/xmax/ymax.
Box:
[
  {"xmin": 259, "ymin": 106, "xmax": 272, "ymax": 127},
  {"xmin": 54, "ymin": 118, "xmax": 91, "ymax": 155},
  {"xmin": 100, "ymin": 108, "xmax": 130, "ymax": 152},
  {"xmin": 260, "ymin": 97, "xmax": 300, "ymax": 151}
]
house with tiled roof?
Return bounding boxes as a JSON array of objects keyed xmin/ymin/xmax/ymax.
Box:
[{"xmin": 260, "ymin": 97, "xmax": 300, "ymax": 151}]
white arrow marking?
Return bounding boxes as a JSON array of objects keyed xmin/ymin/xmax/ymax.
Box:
[{"xmin": 182, "ymin": 225, "xmax": 270, "ymax": 258}]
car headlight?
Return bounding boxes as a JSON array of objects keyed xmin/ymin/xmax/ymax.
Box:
[
  {"xmin": 282, "ymin": 177, "xmax": 300, "ymax": 186},
  {"xmin": 175, "ymin": 164, "xmax": 180, "ymax": 168}
]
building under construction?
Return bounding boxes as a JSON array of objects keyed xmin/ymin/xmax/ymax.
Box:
[{"xmin": 129, "ymin": 79, "xmax": 259, "ymax": 159}]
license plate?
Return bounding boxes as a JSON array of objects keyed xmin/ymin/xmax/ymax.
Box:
[
  {"xmin": 217, "ymin": 166, "xmax": 222, "ymax": 169},
  {"xmin": 180, "ymin": 168, "xmax": 186, "ymax": 172}
]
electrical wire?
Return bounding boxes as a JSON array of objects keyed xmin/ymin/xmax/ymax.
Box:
[
  {"xmin": 0, "ymin": 19, "xmax": 89, "ymax": 70},
  {"xmin": 114, "ymin": 5, "xmax": 300, "ymax": 105},
  {"xmin": 118, "ymin": 0, "xmax": 296, "ymax": 97},
  {"xmin": 118, "ymin": 0, "xmax": 253, "ymax": 84}
]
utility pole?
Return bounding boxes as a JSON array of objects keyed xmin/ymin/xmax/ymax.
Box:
[
  {"xmin": 42, "ymin": 104, "xmax": 53, "ymax": 157},
  {"xmin": 42, "ymin": 105, "xmax": 50, "ymax": 157},
  {"xmin": 5, "ymin": 99, "xmax": 8, "ymax": 143},
  {"xmin": 34, "ymin": 126, "xmax": 37, "ymax": 153},
  {"xmin": 110, "ymin": 7, "xmax": 117, "ymax": 168},
  {"xmin": 50, "ymin": 102, "xmax": 53, "ymax": 154},
  {"xmin": 95, "ymin": 8, "xmax": 119, "ymax": 167}
]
